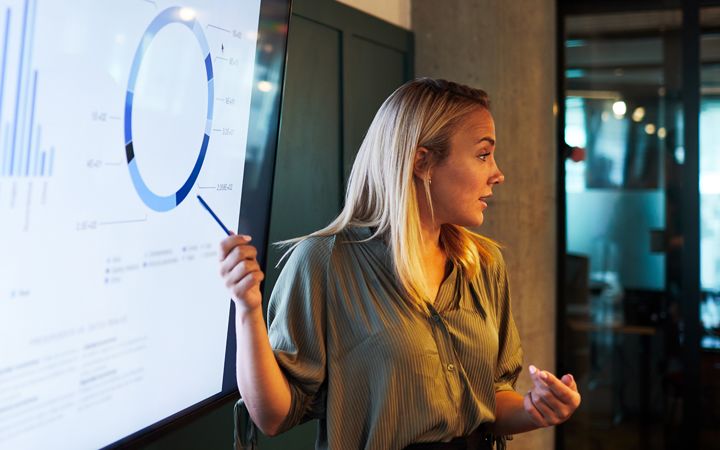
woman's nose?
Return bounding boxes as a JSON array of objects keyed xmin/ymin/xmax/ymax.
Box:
[{"xmin": 491, "ymin": 166, "xmax": 505, "ymax": 185}]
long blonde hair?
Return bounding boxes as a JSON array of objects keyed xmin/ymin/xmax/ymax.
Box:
[{"xmin": 281, "ymin": 78, "xmax": 499, "ymax": 312}]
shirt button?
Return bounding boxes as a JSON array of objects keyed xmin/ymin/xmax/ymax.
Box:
[
  {"xmin": 432, "ymin": 314, "xmax": 441, "ymax": 323},
  {"xmin": 447, "ymin": 363, "xmax": 455, "ymax": 372}
]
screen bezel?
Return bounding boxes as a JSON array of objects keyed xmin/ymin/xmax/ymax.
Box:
[{"xmin": 105, "ymin": 0, "xmax": 291, "ymax": 447}]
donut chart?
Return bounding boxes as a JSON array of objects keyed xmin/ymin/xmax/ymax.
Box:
[{"xmin": 124, "ymin": 7, "xmax": 214, "ymax": 212}]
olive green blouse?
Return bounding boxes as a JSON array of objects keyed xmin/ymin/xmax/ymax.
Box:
[{"xmin": 266, "ymin": 227, "xmax": 523, "ymax": 449}]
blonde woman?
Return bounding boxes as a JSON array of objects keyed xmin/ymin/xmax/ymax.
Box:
[{"xmin": 219, "ymin": 78, "xmax": 581, "ymax": 450}]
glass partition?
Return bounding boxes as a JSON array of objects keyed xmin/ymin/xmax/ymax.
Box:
[
  {"xmin": 560, "ymin": 4, "xmax": 720, "ymax": 448},
  {"xmin": 562, "ymin": 9, "xmax": 679, "ymax": 449}
]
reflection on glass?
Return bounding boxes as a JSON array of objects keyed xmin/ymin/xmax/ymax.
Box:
[
  {"xmin": 565, "ymin": 95, "xmax": 663, "ymax": 190},
  {"xmin": 699, "ymin": 10, "xmax": 720, "ymax": 447},
  {"xmin": 236, "ymin": 1, "xmax": 289, "ymax": 256},
  {"xmin": 700, "ymin": 34, "xmax": 720, "ymax": 350}
]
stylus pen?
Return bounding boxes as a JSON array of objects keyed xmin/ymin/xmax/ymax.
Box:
[{"xmin": 197, "ymin": 195, "xmax": 232, "ymax": 236}]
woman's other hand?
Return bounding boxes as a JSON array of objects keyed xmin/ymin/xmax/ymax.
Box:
[
  {"xmin": 523, "ymin": 364, "xmax": 581, "ymax": 427},
  {"xmin": 219, "ymin": 234, "xmax": 264, "ymax": 313}
]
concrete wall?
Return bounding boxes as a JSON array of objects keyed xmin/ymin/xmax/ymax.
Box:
[
  {"xmin": 336, "ymin": 0, "xmax": 412, "ymax": 29},
  {"xmin": 412, "ymin": 1, "xmax": 558, "ymax": 449}
]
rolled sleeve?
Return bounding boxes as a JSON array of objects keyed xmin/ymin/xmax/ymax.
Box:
[
  {"xmin": 266, "ymin": 237, "xmax": 332, "ymax": 433},
  {"xmin": 493, "ymin": 256, "xmax": 523, "ymax": 393}
]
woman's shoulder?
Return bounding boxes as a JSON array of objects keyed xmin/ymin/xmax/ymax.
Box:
[
  {"xmin": 283, "ymin": 234, "xmax": 337, "ymax": 269},
  {"xmin": 281, "ymin": 226, "xmax": 369, "ymax": 267}
]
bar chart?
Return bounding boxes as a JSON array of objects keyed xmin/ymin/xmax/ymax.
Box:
[{"xmin": 0, "ymin": 0, "xmax": 54, "ymax": 179}]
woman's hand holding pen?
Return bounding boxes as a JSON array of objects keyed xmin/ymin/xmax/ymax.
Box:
[
  {"xmin": 219, "ymin": 234, "xmax": 265, "ymax": 314},
  {"xmin": 197, "ymin": 195, "xmax": 264, "ymax": 312},
  {"xmin": 523, "ymin": 365, "xmax": 581, "ymax": 427}
]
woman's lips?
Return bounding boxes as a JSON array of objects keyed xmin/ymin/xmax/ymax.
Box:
[{"xmin": 479, "ymin": 195, "xmax": 492, "ymax": 208}]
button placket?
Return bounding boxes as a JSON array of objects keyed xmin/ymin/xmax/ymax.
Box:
[
  {"xmin": 428, "ymin": 308, "xmax": 458, "ymax": 372},
  {"xmin": 427, "ymin": 303, "xmax": 462, "ymax": 413}
]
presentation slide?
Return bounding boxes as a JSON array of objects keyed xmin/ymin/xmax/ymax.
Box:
[{"xmin": 0, "ymin": 1, "xmax": 262, "ymax": 448}]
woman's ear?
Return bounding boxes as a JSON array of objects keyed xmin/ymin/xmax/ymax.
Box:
[{"xmin": 413, "ymin": 146, "xmax": 432, "ymax": 180}]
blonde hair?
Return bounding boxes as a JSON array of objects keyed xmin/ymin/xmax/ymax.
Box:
[{"xmin": 280, "ymin": 78, "xmax": 500, "ymax": 312}]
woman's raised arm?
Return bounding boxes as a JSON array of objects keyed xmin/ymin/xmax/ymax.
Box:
[{"xmin": 219, "ymin": 234, "xmax": 291, "ymax": 437}]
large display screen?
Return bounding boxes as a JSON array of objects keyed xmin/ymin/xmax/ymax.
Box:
[{"xmin": 0, "ymin": 0, "xmax": 289, "ymax": 448}]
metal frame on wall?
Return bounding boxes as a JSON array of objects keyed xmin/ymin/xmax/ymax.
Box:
[{"xmin": 680, "ymin": 0, "xmax": 701, "ymax": 443}]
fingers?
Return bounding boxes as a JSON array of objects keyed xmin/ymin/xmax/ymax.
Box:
[
  {"xmin": 527, "ymin": 365, "xmax": 582, "ymax": 426},
  {"xmin": 547, "ymin": 371, "xmax": 581, "ymax": 410},
  {"xmin": 219, "ymin": 241, "xmax": 258, "ymax": 277},
  {"xmin": 561, "ymin": 373, "xmax": 578, "ymax": 392},
  {"xmin": 523, "ymin": 391, "xmax": 549, "ymax": 427},
  {"xmin": 537, "ymin": 369, "xmax": 577, "ymax": 403},
  {"xmin": 225, "ymin": 259, "xmax": 262, "ymax": 287},
  {"xmin": 530, "ymin": 390, "xmax": 557, "ymax": 424},
  {"xmin": 229, "ymin": 269, "xmax": 265, "ymax": 300},
  {"xmin": 219, "ymin": 234, "xmax": 253, "ymax": 261},
  {"xmin": 218, "ymin": 234, "xmax": 265, "ymax": 309}
]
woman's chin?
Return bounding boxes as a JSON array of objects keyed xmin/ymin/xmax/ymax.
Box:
[{"xmin": 454, "ymin": 214, "xmax": 484, "ymax": 229}]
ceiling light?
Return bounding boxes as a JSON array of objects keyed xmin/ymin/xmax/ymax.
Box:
[
  {"xmin": 632, "ymin": 107, "xmax": 645, "ymax": 122},
  {"xmin": 612, "ymin": 101, "xmax": 626, "ymax": 118}
]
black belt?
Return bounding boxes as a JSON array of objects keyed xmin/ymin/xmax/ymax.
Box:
[{"xmin": 404, "ymin": 425, "xmax": 495, "ymax": 450}]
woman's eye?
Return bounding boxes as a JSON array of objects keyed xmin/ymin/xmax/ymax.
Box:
[{"xmin": 477, "ymin": 152, "xmax": 491, "ymax": 161}]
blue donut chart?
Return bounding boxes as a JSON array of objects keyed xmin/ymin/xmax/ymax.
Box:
[{"xmin": 124, "ymin": 7, "xmax": 214, "ymax": 212}]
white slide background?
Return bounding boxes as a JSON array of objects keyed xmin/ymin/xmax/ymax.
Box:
[{"xmin": 0, "ymin": 0, "xmax": 260, "ymax": 448}]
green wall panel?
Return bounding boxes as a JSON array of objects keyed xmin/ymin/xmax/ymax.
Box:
[
  {"xmin": 263, "ymin": 14, "xmax": 343, "ymax": 296},
  {"xmin": 344, "ymin": 36, "xmax": 409, "ymax": 182}
]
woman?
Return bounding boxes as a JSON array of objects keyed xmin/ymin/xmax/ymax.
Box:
[{"xmin": 219, "ymin": 78, "xmax": 580, "ymax": 449}]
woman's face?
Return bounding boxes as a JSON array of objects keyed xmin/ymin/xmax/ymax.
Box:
[{"xmin": 426, "ymin": 107, "xmax": 504, "ymax": 228}]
